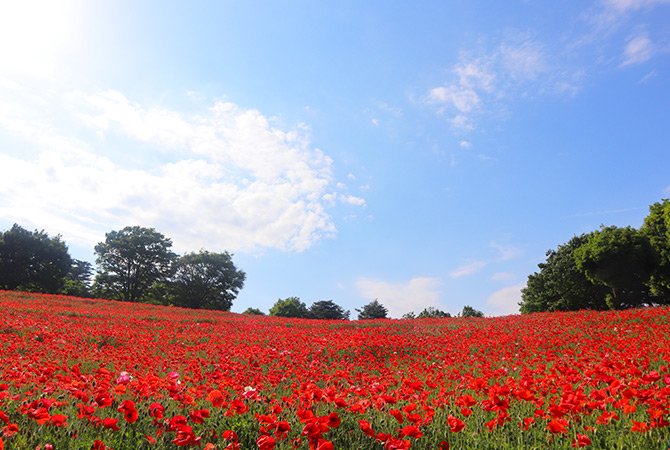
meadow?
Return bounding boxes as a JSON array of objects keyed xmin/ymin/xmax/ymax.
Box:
[{"xmin": 0, "ymin": 290, "xmax": 669, "ymax": 449}]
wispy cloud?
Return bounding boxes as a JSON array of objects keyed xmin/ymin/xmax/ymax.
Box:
[
  {"xmin": 621, "ymin": 34, "xmax": 654, "ymax": 65},
  {"xmin": 450, "ymin": 260, "xmax": 487, "ymax": 278},
  {"xmin": 490, "ymin": 242, "xmax": 524, "ymax": 261},
  {"xmin": 491, "ymin": 272, "xmax": 517, "ymax": 282},
  {"xmin": 0, "ymin": 83, "xmax": 355, "ymax": 254},
  {"xmin": 356, "ymin": 276, "xmax": 443, "ymax": 318},
  {"xmin": 486, "ymin": 284, "xmax": 524, "ymax": 316}
]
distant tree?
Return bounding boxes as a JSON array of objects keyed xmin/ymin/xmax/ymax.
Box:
[
  {"xmin": 574, "ymin": 226, "xmax": 656, "ymax": 309},
  {"xmin": 460, "ymin": 305, "xmax": 484, "ymax": 318},
  {"xmin": 0, "ymin": 224, "xmax": 72, "ymax": 293},
  {"xmin": 170, "ymin": 250, "xmax": 245, "ymax": 311},
  {"xmin": 269, "ymin": 297, "xmax": 310, "ymax": 318},
  {"xmin": 520, "ymin": 234, "xmax": 609, "ymax": 313},
  {"xmin": 94, "ymin": 226, "xmax": 177, "ymax": 302},
  {"xmin": 417, "ymin": 306, "xmax": 451, "ymax": 318},
  {"xmin": 356, "ymin": 299, "xmax": 388, "ymax": 320},
  {"xmin": 243, "ymin": 307, "xmax": 265, "ymax": 315},
  {"xmin": 62, "ymin": 259, "xmax": 93, "ymax": 297},
  {"xmin": 401, "ymin": 311, "xmax": 416, "ymax": 319},
  {"xmin": 309, "ymin": 300, "xmax": 350, "ymax": 320},
  {"xmin": 641, "ymin": 199, "xmax": 670, "ymax": 302}
]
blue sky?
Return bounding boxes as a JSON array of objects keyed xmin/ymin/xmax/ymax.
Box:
[{"xmin": 0, "ymin": 0, "xmax": 668, "ymax": 317}]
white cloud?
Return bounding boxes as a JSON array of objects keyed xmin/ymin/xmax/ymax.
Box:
[
  {"xmin": 356, "ymin": 276, "xmax": 443, "ymax": 318},
  {"xmin": 342, "ymin": 195, "xmax": 366, "ymax": 206},
  {"xmin": 499, "ymin": 41, "xmax": 546, "ymax": 81},
  {"xmin": 602, "ymin": 0, "xmax": 670, "ymax": 14},
  {"xmin": 621, "ymin": 34, "xmax": 654, "ymax": 65},
  {"xmin": 486, "ymin": 284, "xmax": 524, "ymax": 316},
  {"xmin": 490, "ymin": 242, "xmax": 523, "ymax": 261},
  {"xmin": 0, "ymin": 84, "xmax": 343, "ymax": 254},
  {"xmin": 459, "ymin": 140, "xmax": 472, "ymax": 149},
  {"xmin": 450, "ymin": 260, "xmax": 487, "ymax": 278},
  {"xmin": 491, "ymin": 272, "xmax": 517, "ymax": 282}
]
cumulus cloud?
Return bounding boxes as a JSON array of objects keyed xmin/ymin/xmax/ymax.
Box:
[
  {"xmin": 621, "ymin": 34, "xmax": 654, "ymax": 65},
  {"xmin": 486, "ymin": 284, "xmax": 524, "ymax": 316},
  {"xmin": 0, "ymin": 83, "xmax": 358, "ymax": 254},
  {"xmin": 356, "ymin": 276, "xmax": 443, "ymax": 318},
  {"xmin": 450, "ymin": 260, "xmax": 487, "ymax": 278}
]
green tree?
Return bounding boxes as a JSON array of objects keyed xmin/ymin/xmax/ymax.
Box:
[
  {"xmin": 417, "ymin": 306, "xmax": 451, "ymax": 318},
  {"xmin": 520, "ymin": 234, "xmax": 609, "ymax": 313},
  {"xmin": 0, "ymin": 224, "xmax": 72, "ymax": 293},
  {"xmin": 641, "ymin": 199, "xmax": 670, "ymax": 302},
  {"xmin": 243, "ymin": 307, "xmax": 265, "ymax": 315},
  {"xmin": 170, "ymin": 250, "xmax": 245, "ymax": 311},
  {"xmin": 269, "ymin": 297, "xmax": 309, "ymax": 318},
  {"xmin": 309, "ymin": 300, "xmax": 350, "ymax": 320},
  {"xmin": 94, "ymin": 226, "xmax": 177, "ymax": 302},
  {"xmin": 62, "ymin": 259, "xmax": 93, "ymax": 297},
  {"xmin": 574, "ymin": 226, "xmax": 655, "ymax": 309},
  {"xmin": 356, "ymin": 299, "xmax": 388, "ymax": 320},
  {"xmin": 401, "ymin": 311, "xmax": 416, "ymax": 319},
  {"xmin": 460, "ymin": 305, "xmax": 484, "ymax": 318}
]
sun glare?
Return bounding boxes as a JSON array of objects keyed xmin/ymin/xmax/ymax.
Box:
[{"xmin": 0, "ymin": 0, "xmax": 78, "ymax": 77}]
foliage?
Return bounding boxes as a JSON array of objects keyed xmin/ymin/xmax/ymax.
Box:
[
  {"xmin": 309, "ymin": 300, "xmax": 350, "ymax": 320},
  {"xmin": 401, "ymin": 311, "xmax": 416, "ymax": 319},
  {"xmin": 243, "ymin": 307, "xmax": 265, "ymax": 315},
  {"xmin": 93, "ymin": 226, "xmax": 177, "ymax": 302},
  {"xmin": 520, "ymin": 234, "xmax": 610, "ymax": 313},
  {"xmin": 417, "ymin": 306, "xmax": 451, "ymax": 318},
  {"xmin": 0, "ymin": 224, "xmax": 72, "ymax": 293},
  {"xmin": 460, "ymin": 305, "xmax": 484, "ymax": 317},
  {"xmin": 268, "ymin": 296, "xmax": 310, "ymax": 318},
  {"xmin": 641, "ymin": 199, "xmax": 670, "ymax": 301},
  {"xmin": 356, "ymin": 299, "xmax": 388, "ymax": 320},
  {"xmin": 574, "ymin": 226, "xmax": 656, "ymax": 309},
  {"xmin": 170, "ymin": 250, "xmax": 245, "ymax": 311},
  {"xmin": 61, "ymin": 259, "xmax": 94, "ymax": 297},
  {"xmin": 1, "ymin": 291, "xmax": 670, "ymax": 449}
]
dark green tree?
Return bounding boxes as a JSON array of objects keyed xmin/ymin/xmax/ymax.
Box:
[
  {"xmin": 460, "ymin": 305, "xmax": 484, "ymax": 318},
  {"xmin": 309, "ymin": 300, "xmax": 350, "ymax": 320},
  {"xmin": 62, "ymin": 259, "xmax": 93, "ymax": 297},
  {"xmin": 170, "ymin": 250, "xmax": 245, "ymax": 311},
  {"xmin": 0, "ymin": 224, "xmax": 72, "ymax": 293},
  {"xmin": 243, "ymin": 307, "xmax": 265, "ymax": 315},
  {"xmin": 401, "ymin": 311, "xmax": 416, "ymax": 319},
  {"xmin": 356, "ymin": 299, "xmax": 388, "ymax": 320},
  {"xmin": 520, "ymin": 234, "xmax": 609, "ymax": 313},
  {"xmin": 94, "ymin": 226, "xmax": 176, "ymax": 302},
  {"xmin": 574, "ymin": 226, "xmax": 656, "ymax": 309},
  {"xmin": 641, "ymin": 199, "xmax": 670, "ymax": 302},
  {"xmin": 417, "ymin": 306, "xmax": 451, "ymax": 318},
  {"xmin": 269, "ymin": 297, "xmax": 310, "ymax": 318}
]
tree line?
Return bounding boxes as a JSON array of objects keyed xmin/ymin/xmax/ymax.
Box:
[
  {"xmin": 0, "ymin": 222, "xmax": 487, "ymax": 317},
  {"xmin": 520, "ymin": 199, "xmax": 670, "ymax": 313},
  {"xmin": 0, "ymin": 225, "xmax": 245, "ymax": 311}
]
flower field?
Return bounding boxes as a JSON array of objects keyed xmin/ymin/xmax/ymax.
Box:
[{"xmin": 1, "ymin": 291, "xmax": 669, "ymax": 449}]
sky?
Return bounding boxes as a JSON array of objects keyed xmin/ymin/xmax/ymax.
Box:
[{"xmin": 0, "ymin": 0, "xmax": 668, "ymax": 318}]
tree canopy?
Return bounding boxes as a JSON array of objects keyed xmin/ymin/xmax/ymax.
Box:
[
  {"xmin": 269, "ymin": 297, "xmax": 310, "ymax": 318},
  {"xmin": 309, "ymin": 300, "xmax": 350, "ymax": 320},
  {"xmin": 417, "ymin": 306, "xmax": 451, "ymax": 318},
  {"xmin": 0, "ymin": 224, "xmax": 72, "ymax": 293},
  {"xmin": 94, "ymin": 226, "xmax": 177, "ymax": 302},
  {"xmin": 356, "ymin": 300, "xmax": 388, "ymax": 320},
  {"xmin": 170, "ymin": 250, "xmax": 245, "ymax": 311},
  {"xmin": 460, "ymin": 305, "xmax": 484, "ymax": 318},
  {"xmin": 521, "ymin": 200, "xmax": 670, "ymax": 313}
]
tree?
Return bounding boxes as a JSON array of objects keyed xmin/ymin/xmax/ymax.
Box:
[
  {"xmin": 94, "ymin": 226, "xmax": 176, "ymax": 302},
  {"xmin": 401, "ymin": 311, "xmax": 416, "ymax": 319},
  {"xmin": 269, "ymin": 297, "xmax": 310, "ymax": 318},
  {"xmin": 309, "ymin": 300, "xmax": 350, "ymax": 320},
  {"xmin": 641, "ymin": 199, "xmax": 670, "ymax": 302},
  {"xmin": 62, "ymin": 259, "xmax": 93, "ymax": 297},
  {"xmin": 417, "ymin": 306, "xmax": 451, "ymax": 318},
  {"xmin": 0, "ymin": 224, "xmax": 72, "ymax": 293},
  {"xmin": 243, "ymin": 307, "xmax": 265, "ymax": 315},
  {"xmin": 574, "ymin": 226, "xmax": 656, "ymax": 309},
  {"xmin": 520, "ymin": 234, "xmax": 609, "ymax": 313},
  {"xmin": 356, "ymin": 299, "xmax": 388, "ymax": 320},
  {"xmin": 460, "ymin": 305, "xmax": 484, "ymax": 318},
  {"xmin": 170, "ymin": 250, "xmax": 245, "ymax": 311}
]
